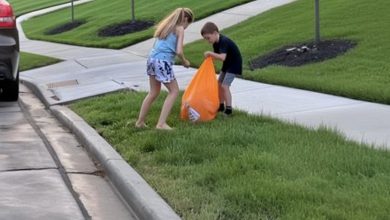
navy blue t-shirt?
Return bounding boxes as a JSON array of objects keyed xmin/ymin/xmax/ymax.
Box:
[{"xmin": 213, "ymin": 34, "xmax": 242, "ymax": 75}]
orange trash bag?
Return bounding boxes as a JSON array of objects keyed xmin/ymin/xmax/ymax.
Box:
[{"xmin": 181, "ymin": 57, "xmax": 219, "ymax": 122}]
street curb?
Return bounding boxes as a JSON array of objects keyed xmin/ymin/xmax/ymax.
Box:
[
  {"xmin": 21, "ymin": 80, "xmax": 181, "ymax": 220},
  {"xmin": 50, "ymin": 105, "xmax": 181, "ymax": 220},
  {"xmin": 20, "ymin": 79, "xmax": 51, "ymax": 107}
]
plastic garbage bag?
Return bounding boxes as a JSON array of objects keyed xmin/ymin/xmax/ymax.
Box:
[{"xmin": 181, "ymin": 57, "xmax": 219, "ymax": 122}]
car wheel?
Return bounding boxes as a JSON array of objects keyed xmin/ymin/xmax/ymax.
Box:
[{"xmin": 0, "ymin": 74, "xmax": 19, "ymax": 101}]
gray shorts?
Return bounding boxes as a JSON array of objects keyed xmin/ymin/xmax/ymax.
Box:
[
  {"xmin": 146, "ymin": 58, "xmax": 176, "ymax": 83},
  {"xmin": 218, "ymin": 72, "xmax": 236, "ymax": 86}
]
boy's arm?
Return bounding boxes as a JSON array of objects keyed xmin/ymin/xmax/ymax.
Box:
[{"xmin": 204, "ymin": 51, "xmax": 226, "ymax": 61}]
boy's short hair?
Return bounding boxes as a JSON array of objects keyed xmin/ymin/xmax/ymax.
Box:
[{"xmin": 201, "ymin": 22, "xmax": 219, "ymax": 35}]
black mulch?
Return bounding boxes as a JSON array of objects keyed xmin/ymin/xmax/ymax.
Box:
[
  {"xmin": 45, "ymin": 20, "xmax": 85, "ymax": 35},
  {"xmin": 249, "ymin": 39, "xmax": 357, "ymax": 69},
  {"xmin": 98, "ymin": 20, "xmax": 154, "ymax": 37}
]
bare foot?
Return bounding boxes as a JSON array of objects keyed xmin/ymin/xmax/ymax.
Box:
[
  {"xmin": 155, "ymin": 123, "xmax": 173, "ymax": 130},
  {"xmin": 135, "ymin": 122, "xmax": 148, "ymax": 128}
]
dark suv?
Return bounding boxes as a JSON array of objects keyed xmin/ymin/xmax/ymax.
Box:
[{"xmin": 0, "ymin": 0, "xmax": 19, "ymax": 101}]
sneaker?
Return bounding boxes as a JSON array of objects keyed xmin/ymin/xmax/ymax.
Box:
[
  {"xmin": 218, "ymin": 103, "xmax": 225, "ymax": 112},
  {"xmin": 224, "ymin": 106, "xmax": 232, "ymax": 115}
]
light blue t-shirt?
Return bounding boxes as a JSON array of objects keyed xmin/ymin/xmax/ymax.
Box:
[{"xmin": 149, "ymin": 33, "xmax": 177, "ymax": 63}]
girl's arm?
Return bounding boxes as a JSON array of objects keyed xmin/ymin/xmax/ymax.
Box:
[{"xmin": 176, "ymin": 26, "xmax": 190, "ymax": 67}]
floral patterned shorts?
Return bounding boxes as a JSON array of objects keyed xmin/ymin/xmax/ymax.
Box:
[{"xmin": 146, "ymin": 58, "xmax": 176, "ymax": 83}]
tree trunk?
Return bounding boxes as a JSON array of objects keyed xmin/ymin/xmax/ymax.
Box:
[
  {"xmin": 71, "ymin": 0, "xmax": 74, "ymax": 22},
  {"xmin": 315, "ymin": 0, "xmax": 320, "ymax": 44},
  {"xmin": 131, "ymin": 0, "xmax": 135, "ymax": 23}
]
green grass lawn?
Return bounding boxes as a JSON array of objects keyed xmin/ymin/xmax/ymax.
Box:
[
  {"xmin": 21, "ymin": 0, "xmax": 253, "ymax": 49},
  {"xmin": 18, "ymin": 0, "xmax": 390, "ymax": 104},
  {"xmin": 70, "ymin": 91, "xmax": 390, "ymax": 220},
  {"xmin": 9, "ymin": 0, "xmax": 65, "ymax": 72},
  {"xmin": 20, "ymin": 52, "xmax": 61, "ymax": 72},
  {"xmin": 8, "ymin": 0, "xmax": 67, "ymax": 16},
  {"xmin": 16, "ymin": 0, "xmax": 390, "ymax": 218},
  {"xmin": 185, "ymin": 0, "xmax": 390, "ymax": 105}
]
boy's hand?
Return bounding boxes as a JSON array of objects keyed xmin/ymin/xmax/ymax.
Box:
[
  {"xmin": 204, "ymin": 51, "xmax": 213, "ymax": 58},
  {"xmin": 204, "ymin": 51, "xmax": 226, "ymax": 62}
]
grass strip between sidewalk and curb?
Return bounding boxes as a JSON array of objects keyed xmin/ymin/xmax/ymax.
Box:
[{"xmin": 70, "ymin": 90, "xmax": 390, "ymax": 220}]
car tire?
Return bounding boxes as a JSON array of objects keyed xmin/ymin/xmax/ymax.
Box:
[{"xmin": 0, "ymin": 74, "xmax": 19, "ymax": 101}]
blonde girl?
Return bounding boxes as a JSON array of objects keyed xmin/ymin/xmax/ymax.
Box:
[{"xmin": 136, "ymin": 8, "xmax": 194, "ymax": 130}]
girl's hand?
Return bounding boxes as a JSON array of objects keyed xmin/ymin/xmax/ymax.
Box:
[{"xmin": 183, "ymin": 59, "xmax": 190, "ymax": 68}]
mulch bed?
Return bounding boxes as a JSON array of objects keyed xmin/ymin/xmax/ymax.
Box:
[
  {"xmin": 98, "ymin": 20, "xmax": 154, "ymax": 37},
  {"xmin": 44, "ymin": 20, "xmax": 154, "ymax": 37},
  {"xmin": 44, "ymin": 22, "xmax": 355, "ymax": 70},
  {"xmin": 45, "ymin": 20, "xmax": 85, "ymax": 35},
  {"xmin": 249, "ymin": 39, "xmax": 357, "ymax": 69}
]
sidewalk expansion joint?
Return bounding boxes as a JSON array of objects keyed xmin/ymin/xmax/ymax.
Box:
[
  {"xmin": 74, "ymin": 59, "xmax": 89, "ymax": 69},
  {"xmin": 67, "ymin": 170, "xmax": 105, "ymax": 177},
  {"xmin": 0, "ymin": 167, "xmax": 58, "ymax": 173},
  {"xmin": 221, "ymin": 12, "xmax": 252, "ymax": 17}
]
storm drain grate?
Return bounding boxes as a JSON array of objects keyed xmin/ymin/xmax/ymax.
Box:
[{"xmin": 47, "ymin": 79, "xmax": 79, "ymax": 89}]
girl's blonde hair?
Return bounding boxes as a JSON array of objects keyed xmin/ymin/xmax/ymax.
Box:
[{"xmin": 154, "ymin": 8, "xmax": 194, "ymax": 39}]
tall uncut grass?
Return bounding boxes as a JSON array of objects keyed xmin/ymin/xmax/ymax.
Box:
[{"xmin": 71, "ymin": 91, "xmax": 390, "ymax": 220}]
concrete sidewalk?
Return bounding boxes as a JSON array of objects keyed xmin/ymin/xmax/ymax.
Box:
[{"xmin": 16, "ymin": 0, "xmax": 390, "ymax": 219}]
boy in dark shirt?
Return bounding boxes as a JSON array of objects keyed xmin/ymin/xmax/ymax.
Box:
[{"xmin": 201, "ymin": 22, "xmax": 242, "ymax": 116}]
